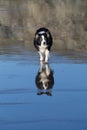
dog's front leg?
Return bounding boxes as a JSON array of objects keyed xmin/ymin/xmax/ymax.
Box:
[
  {"xmin": 39, "ymin": 61, "xmax": 44, "ymax": 72},
  {"xmin": 45, "ymin": 63, "xmax": 50, "ymax": 76},
  {"xmin": 45, "ymin": 49, "xmax": 49, "ymax": 63},
  {"xmin": 38, "ymin": 52, "xmax": 44, "ymax": 62}
]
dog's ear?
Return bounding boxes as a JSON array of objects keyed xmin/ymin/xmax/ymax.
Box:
[
  {"xmin": 35, "ymin": 34, "xmax": 39, "ymax": 39},
  {"xmin": 46, "ymin": 31, "xmax": 50, "ymax": 38}
]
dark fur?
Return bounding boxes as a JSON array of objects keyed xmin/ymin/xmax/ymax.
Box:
[{"xmin": 34, "ymin": 27, "xmax": 53, "ymax": 51}]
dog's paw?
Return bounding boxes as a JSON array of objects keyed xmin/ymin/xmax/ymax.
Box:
[
  {"xmin": 40, "ymin": 60, "xmax": 44, "ymax": 63},
  {"xmin": 44, "ymin": 61, "xmax": 49, "ymax": 64}
]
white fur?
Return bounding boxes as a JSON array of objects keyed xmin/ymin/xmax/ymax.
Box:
[
  {"xmin": 41, "ymin": 35, "xmax": 46, "ymax": 46},
  {"xmin": 38, "ymin": 31, "xmax": 45, "ymax": 34},
  {"xmin": 45, "ymin": 49, "xmax": 49, "ymax": 63},
  {"xmin": 38, "ymin": 35, "xmax": 49, "ymax": 62}
]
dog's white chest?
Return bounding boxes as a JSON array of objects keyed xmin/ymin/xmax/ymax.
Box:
[{"xmin": 39, "ymin": 44, "xmax": 47, "ymax": 53}]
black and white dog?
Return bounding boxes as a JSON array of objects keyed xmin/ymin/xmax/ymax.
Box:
[
  {"xmin": 35, "ymin": 62, "xmax": 54, "ymax": 96},
  {"xmin": 34, "ymin": 27, "xmax": 53, "ymax": 63}
]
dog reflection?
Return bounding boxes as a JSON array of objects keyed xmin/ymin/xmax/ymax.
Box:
[{"xmin": 35, "ymin": 62, "xmax": 54, "ymax": 96}]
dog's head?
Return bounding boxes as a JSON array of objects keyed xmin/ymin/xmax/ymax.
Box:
[
  {"xmin": 34, "ymin": 27, "xmax": 53, "ymax": 51},
  {"xmin": 35, "ymin": 31, "xmax": 50, "ymax": 46}
]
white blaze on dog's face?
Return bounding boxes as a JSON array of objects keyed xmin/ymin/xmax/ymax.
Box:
[
  {"xmin": 38, "ymin": 31, "xmax": 46, "ymax": 46},
  {"xmin": 41, "ymin": 35, "xmax": 46, "ymax": 46}
]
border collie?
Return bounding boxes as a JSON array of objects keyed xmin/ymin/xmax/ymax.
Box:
[
  {"xmin": 35, "ymin": 62, "xmax": 54, "ymax": 96},
  {"xmin": 34, "ymin": 27, "xmax": 53, "ymax": 63}
]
